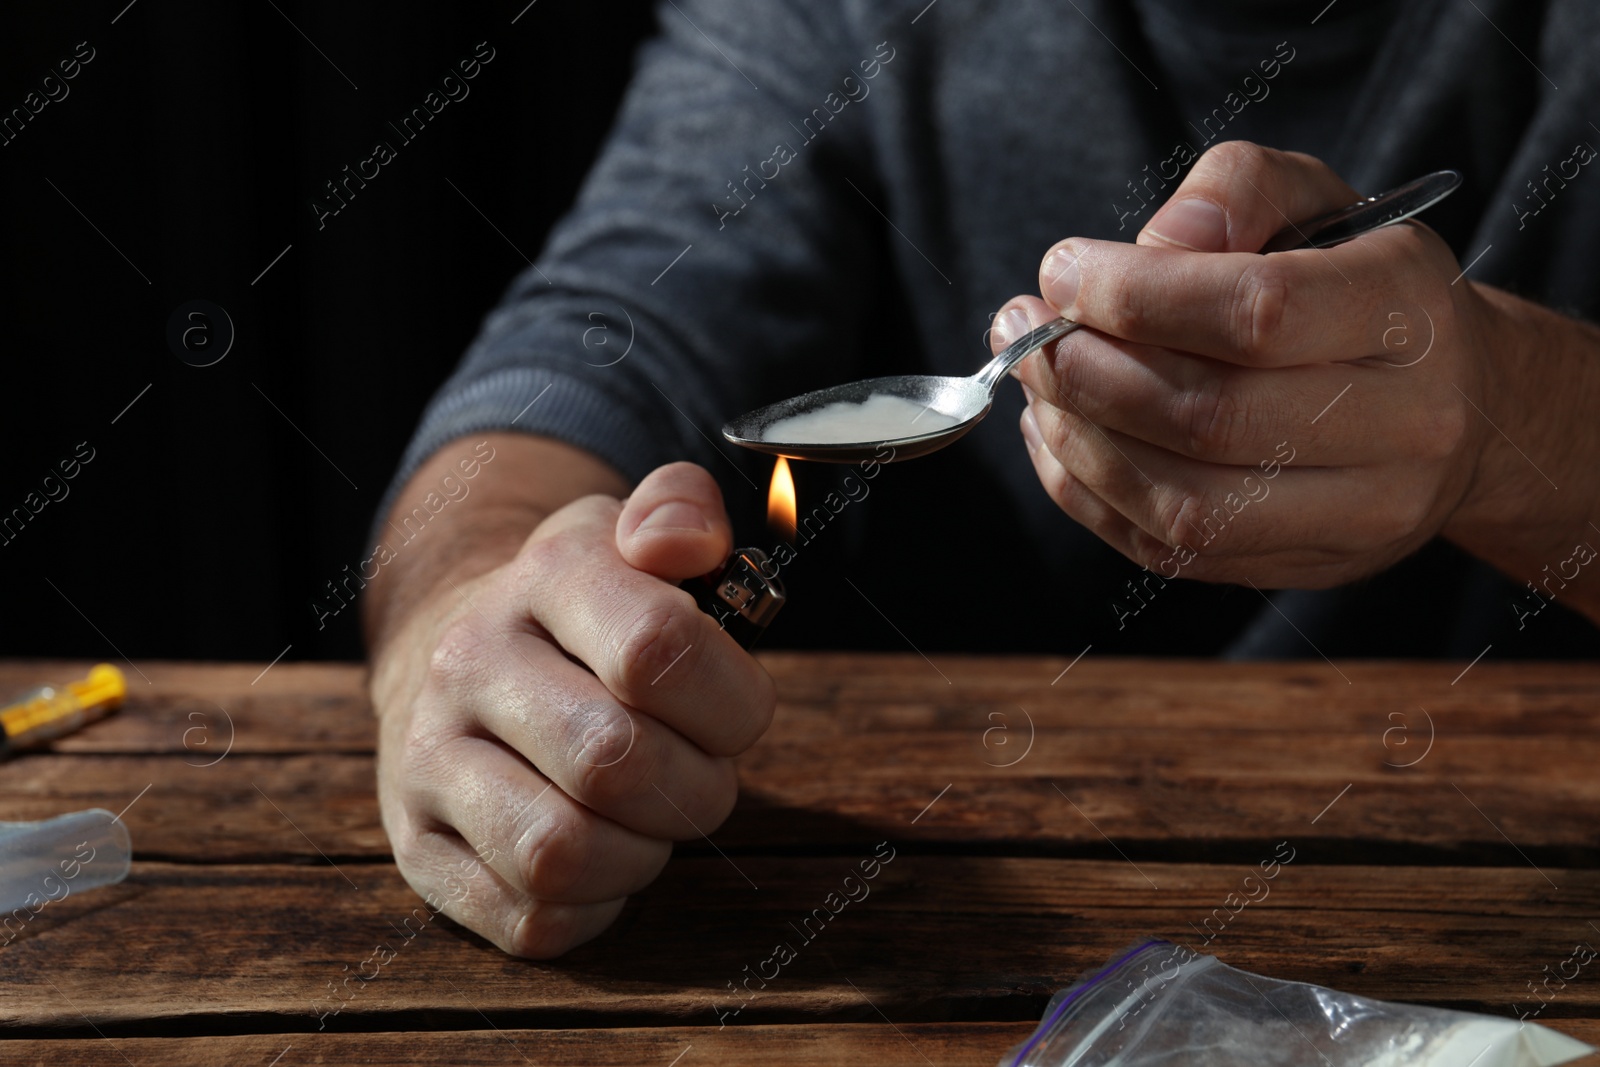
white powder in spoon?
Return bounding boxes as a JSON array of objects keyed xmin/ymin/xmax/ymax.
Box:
[{"xmin": 760, "ymin": 394, "xmax": 960, "ymax": 444}]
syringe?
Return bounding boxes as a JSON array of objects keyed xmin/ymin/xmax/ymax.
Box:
[{"xmin": 0, "ymin": 664, "xmax": 126, "ymax": 757}]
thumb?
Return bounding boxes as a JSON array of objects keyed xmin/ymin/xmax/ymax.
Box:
[
  {"xmin": 615, "ymin": 462, "xmax": 733, "ymax": 580},
  {"xmin": 1137, "ymin": 141, "xmax": 1359, "ymax": 253}
]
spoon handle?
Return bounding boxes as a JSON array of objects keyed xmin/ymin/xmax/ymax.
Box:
[
  {"xmin": 975, "ymin": 318, "xmax": 1082, "ymax": 392},
  {"xmin": 975, "ymin": 169, "xmax": 1463, "ymax": 397},
  {"xmin": 1259, "ymin": 169, "xmax": 1460, "ymax": 253}
]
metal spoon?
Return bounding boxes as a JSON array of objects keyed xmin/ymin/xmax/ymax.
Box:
[{"xmin": 722, "ymin": 170, "xmax": 1462, "ymax": 463}]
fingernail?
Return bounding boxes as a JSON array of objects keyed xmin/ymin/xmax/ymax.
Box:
[
  {"xmin": 637, "ymin": 500, "xmax": 711, "ymax": 533},
  {"xmin": 1043, "ymin": 246, "xmax": 1080, "ymax": 310},
  {"xmin": 1021, "ymin": 383, "xmax": 1037, "ymax": 404},
  {"xmin": 1147, "ymin": 198, "xmax": 1228, "ymax": 252},
  {"xmin": 1020, "ymin": 403, "xmax": 1042, "ymax": 454},
  {"xmin": 994, "ymin": 307, "xmax": 1032, "ymax": 348}
]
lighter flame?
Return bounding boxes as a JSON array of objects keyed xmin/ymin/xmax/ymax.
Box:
[{"xmin": 768, "ymin": 456, "xmax": 796, "ymax": 538}]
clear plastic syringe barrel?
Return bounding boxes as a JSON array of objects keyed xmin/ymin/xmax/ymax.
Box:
[{"xmin": 0, "ymin": 808, "xmax": 132, "ymax": 916}]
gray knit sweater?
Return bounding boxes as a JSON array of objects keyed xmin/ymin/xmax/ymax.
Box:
[{"xmin": 379, "ymin": 0, "xmax": 1600, "ymax": 659}]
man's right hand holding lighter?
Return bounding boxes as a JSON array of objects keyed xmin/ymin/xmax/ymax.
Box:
[{"xmin": 365, "ymin": 435, "xmax": 776, "ymax": 958}]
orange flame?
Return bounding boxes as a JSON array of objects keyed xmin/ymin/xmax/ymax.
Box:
[{"xmin": 767, "ymin": 456, "xmax": 797, "ymax": 538}]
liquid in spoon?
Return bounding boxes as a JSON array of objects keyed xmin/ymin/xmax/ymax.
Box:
[{"xmin": 760, "ymin": 393, "xmax": 961, "ymax": 444}]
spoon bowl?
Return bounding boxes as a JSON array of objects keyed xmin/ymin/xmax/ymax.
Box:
[
  {"xmin": 721, "ymin": 317, "xmax": 1087, "ymax": 462},
  {"xmin": 722, "ymin": 374, "xmax": 991, "ymax": 462},
  {"xmin": 723, "ymin": 170, "xmax": 1462, "ymax": 464}
]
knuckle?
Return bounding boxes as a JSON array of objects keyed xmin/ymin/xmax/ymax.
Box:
[
  {"xmin": 1210, "ymin": 141, "xmax": 1299, "ymax": 197},
  {"xmin": 567, "ymin": 697, "xmax": 639, "ymax": 771},
  {"xmin": 711, "ymin": 671, "xmax": 778, "ymax": 757},
  {"xmin": 649, "ymin": 761, "xmax": 738, "ymax": 845},
  {"xmin": 516, "ymin": 529, "xmax": 583, "ymax": 588},
  {"xmin": 1364, "ymin": 490, "xmax": 1433, "ymax": 549},
  {"xmin": 1031, "ymin": 402, "xmax": 1072, "ymax": 461},
  {"xmin": 1042, "ymin": 335, "xmax": 1082, "ymax": 399},
  {"xmin": 1039, "ymin": 458, "xmax": 1073, "ymax": 509},
  {"xmin": 506, "ymin": 906, "xmax": 563, "ymax": 959},
  {"xmin": 1395, "ymin": 218, "xmax": 1448, "ymax": 269},
  {"xmin": 1179, "ymin": 375, "xmax": 1246, "ymax": 458},
  {"xmin": 1159, "ymin": 491, "xmax": 1209, "ymax": 553},
  {"xmin": 1398, "ymin": 493, "xmax": 1436, "ymax": 541},
  {"xmin": 507, "ymin": 900, "xmax": 612, "ymax": 960},
  {"xmin": 1232, "ymin": 261, "xmax": 1292, "ymax": 361},
  {"xmin": 1158, "ymin": 492, "xmax": 1254, "ymax": 559},
  {"xmin": 1127, "ymin": 528, "xmax": 1174, "ymax": 572},
  {"xmin": 520, "ymin": 814, "xmax": 592, "ymax": 901},
  {"xmin": 428, "ymin": 616, "xmax": 490, "ymax": 692},
  {"xmin": 610, "ymin": 598, "xmax": 698, "ymax": 697},
  {"xmin": 685, "ymin": 758, "xmax": 740, "ymax": 831},
  {"xmin": 1205, "ymin": 139, "xmax": 1272, "ymax": 180},
  {"xmin": 387, "ymin": 819, "xmax": 429, "ymax": 876},
  {"xmin": 1415, "ymin": 396, "xmax": 1468, "ymax": 462},
  {"xmin": 1097, "ymin": 270, "xmax": 1151, "ymax": 339},
  {"xmin": 1046, "ymin": 337, "xmax": 1102, "ymax": 419},
  {"xmin": 399, "ymin": 712, "xmax": 462, "ymax": 785},
  {"xmin": 568, "ymin": 712, "xmax": 655, "ymax": 809}
]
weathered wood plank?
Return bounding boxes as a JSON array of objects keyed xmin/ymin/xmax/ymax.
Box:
[
  {"xmin": 5, "ymin": 1023, "xmax": 1044, "ymax": 1067},
  {"xmin": 11, "ymin": 1020, "xmax": 1589, "ymax": 1067},
  {"xmin": 2, "ymin": 659, "xmax": 1595, "ymax": 864},
  {"xmin": 8, "ymin": 658, "xmax": 1600, "ymax": 756},
  {"xmin": 0, "ymin": 755, "xmax": 386, "ymax": 861},
  {"xmin": 3, "ymin": 859, "xmax": 1598, "ymax": 1029},
  {"xmin": 0, "ymin": 660, "xmax": 373, "ymax": 753},
  {"xmin": 2, "ymin": 733, "xmax": 1596, "ymax": 863}
]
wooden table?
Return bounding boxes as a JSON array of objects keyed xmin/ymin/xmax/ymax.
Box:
[{"xmin": 1, "ymin": 655, "xmax": 1597, "ymax": 1065}]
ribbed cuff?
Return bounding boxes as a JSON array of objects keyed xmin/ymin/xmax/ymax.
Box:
[{"xmin": 368, "ymin": 365, "xmax": 676, "ymax": 553}]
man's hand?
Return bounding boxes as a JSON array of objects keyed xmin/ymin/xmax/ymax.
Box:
[
  {"xmin": 368, "ymin": 440, "xmax": 775, "ymax": 958},
  {"xmin": 990, "ymin": 140, "xmax": 1600, "ymax": 614}
]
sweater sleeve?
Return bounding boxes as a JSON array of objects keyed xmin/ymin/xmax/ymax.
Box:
[{"xmin": 375, "ymin": 0, "xmax": 895, "ymax": 530}]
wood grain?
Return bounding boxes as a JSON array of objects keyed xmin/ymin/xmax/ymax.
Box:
[
  {"xmin": 1, "ymin": 1023, "xmax": 1046, "ymax": 1067},
  {"xmin": 2, "ymin": 658, "xmax": 1598, "ymax": 1059},
  {"xmin": 4, "ymin": 858, "xmax": 1598, "ymax": 1030},
  {"xmin": 0, "ymin": 660, "xmax": 373, "ymax": 754},
  {"xmin": 12, "ymin": 1021, "xmax": 1591, "ymax": 1067},
  {"xmin": 10, "ymin": 657, "xmax": 1600, "ymax": 755},
  {"xmin": 1, "ymin": 659, "xmax": 1595, "ymax": 864},
  {"xmin": 4, "ymin": 749, "xmax": 1595, "ymax": 863}
]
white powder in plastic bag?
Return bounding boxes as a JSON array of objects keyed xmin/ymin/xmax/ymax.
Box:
[{"xmin": 1002, "ymin": 940, "xmax": 1595, "ymax": 1067}]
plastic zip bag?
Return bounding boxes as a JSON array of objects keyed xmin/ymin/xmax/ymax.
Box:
[{"xmin": 1002, "ymin": 940, "xmax": 1594, "ymax": 1067}]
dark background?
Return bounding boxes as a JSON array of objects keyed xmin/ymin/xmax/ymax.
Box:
[
  {"xmin": 4, "ymin": 2, "xmax": 1596, "ymax": 666},
  {"xmin": 1, "ymin": 0, "xmax": 659, "ymax": 662}
]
